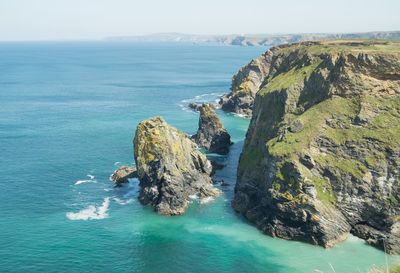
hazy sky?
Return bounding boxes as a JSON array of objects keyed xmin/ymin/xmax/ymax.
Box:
[{"xmin": 0, "ymin": 0, "xmax": 399, "ymax": 41}]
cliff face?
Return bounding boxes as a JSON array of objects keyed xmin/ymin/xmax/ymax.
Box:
[
  {"xmin": 133, "ymin": 116, "xmax": 220, "ymax": 215},
  {"xmin": 232, "ymin": 40, "xmax": 400, "ymax": 254},
  {"xmin": 219, "ymin": 55, "xmax": 271, "ymax": 117},
  {"xmin": 192, "ymin": 103, "xmax": 232, "ymax": 154}
]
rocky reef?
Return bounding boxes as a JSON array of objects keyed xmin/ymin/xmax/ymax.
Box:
[
  {"xmin": 192, "ymin": 102, "xmax": 232, "ymax": 154},
  {"xmin": 111, "ymin": 166, "xmax": 138, "ymax": 187},
  {"xmin": 133, "ymin": 116, "xmax": 220, "ymax": 215},
  {"xmin": 219, "ymin": 55, "xmax": 270, "ymax": 117},
  {"xmin": 232, "ymin": 40, "xmax": 400, "ymax": 254},
  {"xmin": 188, "ymin": 102, "xmax": 219, "ymax": 112}
]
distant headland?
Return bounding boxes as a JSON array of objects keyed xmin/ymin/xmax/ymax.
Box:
[{"xmin": 104, "ymin": 31, "xmax": 400, "ymax": 46}]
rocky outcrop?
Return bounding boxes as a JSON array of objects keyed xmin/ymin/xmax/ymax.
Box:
[
  {"xmin": 188, "ymin": 102, "xmax": 219, "ymax": 112},
  {"xmin": 111, "ymin": 166, "xmax": 138, "ymax": 187},
  {"xmin": 219, "ymin": 54, "xmax": 271, "ymax": 117},
  {"xmin": 232, "ymin": 40, "xmax": 400, "ymax": 254},
  {"xmin": 133, "ymin": 116, "xmax": 220, "ymax": 215},
  {"xmin": 192, "ymin": 103, "xmax": 232, "ymax": 154}
]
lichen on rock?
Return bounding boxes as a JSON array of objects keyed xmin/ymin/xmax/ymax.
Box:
[
  {"xmin": 133, "ymin": 116, "xmax": 220, "ymax": 215},
  {"xmin": 232, "ymin": 39, "xmax": 400, "ymax": 254},
  {"xmin": 192, "ymin": 102, "xmax": 232, "ymax": 154}
]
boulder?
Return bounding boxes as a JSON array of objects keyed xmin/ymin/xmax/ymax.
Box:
[{"xmin": 111, "ymin": 166, "xmax": 138, "ymax": 187}]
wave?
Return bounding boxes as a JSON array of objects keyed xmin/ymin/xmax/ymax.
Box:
[
  {"xmin": 87, "ymin": 174, "xmax": 95, "ymax": 179},
  {"xmin": 66, "ymin": 197, "xmax": 110, "ymax": 220},
  {"xmin": 113, "ymin": 197, "xmax": 134, "ymax": 205},
  {"xmin": 178, "ymin": 92, "xmax": 223, "ymax": 113},
  {"xmin": 114, "ymin": 161, "xmax": 121, "ymax": 166},
  {"xmin": 75, "ymin": 179, "xmax": 96, "ymax": 185},
  {"xmin": 74, "ymin": 174, "xmax": 96, "ymax": 185}
]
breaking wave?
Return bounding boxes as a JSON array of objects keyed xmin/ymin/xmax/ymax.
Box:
[
  {"xmin": 178, "ymin": 92, "xmax": 223, "ymax": 113},
  {"xmin": 66, "ymin": 197, "xmax": 110, "ymax": 220}
]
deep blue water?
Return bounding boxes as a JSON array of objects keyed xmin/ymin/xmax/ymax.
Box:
[{"xmin": 0, "ymin": 41, "xmax": 398, "ymax": 272}]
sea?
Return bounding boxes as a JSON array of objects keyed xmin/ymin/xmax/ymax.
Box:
[{"xmin": 0, "ymin": 41, "xmax": 398, "ymax": 273}]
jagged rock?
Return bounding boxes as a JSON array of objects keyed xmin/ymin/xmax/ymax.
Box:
[
  {"xmin": 232, "ymin": 39, "xmax": 400, "ymax": 254},
  {"xmin": 289, "ymin": 120, "xmax": 304, "ymax": 133},
  {"xmin": 352, "ymin": 224, "xmax": 400, "ymax": 255},
  {"xmin": 192, "ymin": 102, "xmax": 232, "ymax": 154},
  {"xmin": 188, "ymin": 102, "xmax": 201, "ymax": 111},
  {"xmin": 188, "ymin": 102, "xmax": 219, "ymax": 112},
  {"xmin": 219, "ymin": 53, "xmax": 271, "ymax": 117},
  {"xmin": 133, "ymin": 116, "xmax": 221, "ymax": 215},
  {"xmin": 111, "ymin": 166, "xmax": 138, "ymax": 187}
]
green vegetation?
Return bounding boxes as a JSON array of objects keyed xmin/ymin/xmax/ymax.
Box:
[
  {"xmin": 259, "ymin": 57, "xmax": 323, "ymax": 95},
  {"xmin": 308, "ymin": 176, "xmax": 336, "ymax": 205},
  {"xmin": 267, "ymin": 96, "xmax": 358, "ymax": 158},
  {"xmin": 276, "ymin": 39, "xmax": 400, "ymax": 55},
  {"xmin": 239, "ymin": 145, "xmax": 263, "ymax": 170},
  {"xmin": 388, "ymin": 196, "xmax": 399, "ymax": 205}
]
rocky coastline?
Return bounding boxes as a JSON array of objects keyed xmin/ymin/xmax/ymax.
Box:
[
  {"xmin": 113, "ymin": 39, "xmax": 400, "ymax": 255},
  {"xmin": 231, "ymin": 39, "xmax": 400, "ymax": 254}
]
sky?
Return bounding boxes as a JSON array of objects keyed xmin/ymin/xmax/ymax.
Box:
[{"xmin": 0, "ymin": 0, "xmax": 399, "ymax": 41}]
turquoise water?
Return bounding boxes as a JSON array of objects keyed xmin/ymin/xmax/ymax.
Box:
[{"xmin": 0, "ymin": 42, "xmax": 398, "ymax": 273}]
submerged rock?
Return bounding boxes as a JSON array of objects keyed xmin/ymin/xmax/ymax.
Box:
[
  {"xmin": 188, "ymin": 102, "xmax": 220, "ymax": 112},
  {"xmin": 111, "ymin": 166, "xmax": 138, "ymax": 187},
  {"xmin": 133, "ymin": 116, "xmax": 220, "ymax": 215},
  {"xmin": 188, "ymin": 102, "xmax": 202, "ymax": 111},
  {"xmin": 232, "ymin": 39, "xmax": 400, "ymax": 254},
  {"xmin": 192, "ymin": 102, "xmax": 232, "ymax": 154}
]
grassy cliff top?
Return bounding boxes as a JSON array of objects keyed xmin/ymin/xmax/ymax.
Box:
[{"xmin": 272, "ymin": 39, "xmax": 400, "ymax": 55}]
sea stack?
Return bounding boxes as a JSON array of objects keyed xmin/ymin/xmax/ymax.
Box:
[
  {"xmin": 232, "ymin": 40, "xmax": 400, "ymax": 254},
  {"xmin": 192, "ymin": 102, "xmax": 232, "ymax": 154},
  {"xmin": 133, "ymin": 116, "xmax": 220, "ymax": 215}
]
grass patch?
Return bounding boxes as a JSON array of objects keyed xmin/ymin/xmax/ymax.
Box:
[
  {"xmin": 259, "ymin": 57, "xmax": 323, "ymax": 95},
  {"xmin": 266, "ymin": 96, "xmax": 358, "ymax": 158}
]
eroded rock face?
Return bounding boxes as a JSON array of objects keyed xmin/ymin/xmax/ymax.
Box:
[
  {"xmin": 219, "ymin": 54, "xmax": 271, "ymax": 117},
  {"xmin": 232, "ymin": 40, "xmax": 400, "ymax": 254},
  {"xmin": 111, "ymin": 166, "xmax": 138, "ymax": 187},
  {"xmin": 192, "ymin": 103, "xmax": 232, "ymax": 154},
  {"xmin": 133, "ymin": 116, "xmax": 220, "ymax": 215}
]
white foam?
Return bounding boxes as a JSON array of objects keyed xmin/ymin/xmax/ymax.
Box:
[
  {"xmin": 87, "ymin": 174, "xmax": 95, "ymax": 179},
  {"xmin": 205, "ymin": 153, "xmax": 225, "ymax": 157},
  {"xmin": 114, "ymin": 161, "xmax": 121, "ymax": 166},
  {"xmin": 189, "ymin": 193, "xmax": 199, "ymax": 199},
  {"xmin": 66, "ymin": 197, "xmax": 110, "ymax": 220},
  {"xmin": 75, "ymin": 179, "xmax": 97, "ymax": 185},
  {"xmin": 234, "ymin": 113, "xmax": 250, "ymax": 119},
  {"xmin": 199, "ymin": 196, "xmax": 215, "ymax": 204},
  {"xmin": 113, "ymin": 197, "xmax": 134, "ymax": 205}
]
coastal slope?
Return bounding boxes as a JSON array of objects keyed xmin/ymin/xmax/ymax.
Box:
[{"xmin": 232, "ymin": 40, "xmax": 400, "ymax": 254}]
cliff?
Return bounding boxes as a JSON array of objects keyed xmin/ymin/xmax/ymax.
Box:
[
  {"xmin": 232, "ymin": 40, "xmax": 400, "ymax": 254},
  {"xmin": 133, "ymin": 116, "xmax": 220, "ymax": 215},
  {"xmin": 219, "ymin": 56, "xmax": 270, "ymax": 117}
]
